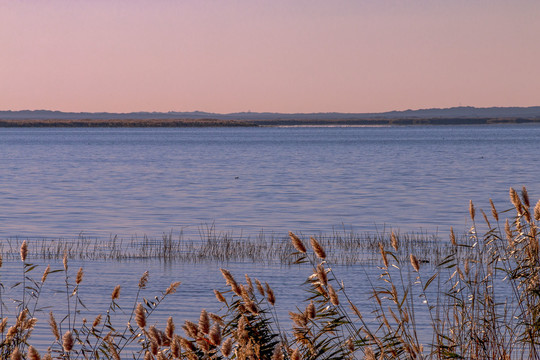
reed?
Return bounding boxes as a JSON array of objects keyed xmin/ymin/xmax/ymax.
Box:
[
  {"xmin": 1, "ymin": 227, "xmax": 451, "ymax": 265},
  {"xmin": 0, "ymin": 187, "xmax": 538, "ymax": 359}
]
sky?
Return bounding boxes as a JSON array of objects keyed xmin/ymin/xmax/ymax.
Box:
[{"xmin": 1, "ymin": 0, "xmax": 539, "ymax": 114}]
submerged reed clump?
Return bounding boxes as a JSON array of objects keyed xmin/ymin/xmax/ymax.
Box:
[{"xmin": 0, "ymin": 187, "xmax": 539, "ymax": 359}]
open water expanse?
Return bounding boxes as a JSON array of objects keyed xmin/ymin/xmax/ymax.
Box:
[{"xmin": 1, "ymin": 124, "xmax": 540, "ymax": 352}]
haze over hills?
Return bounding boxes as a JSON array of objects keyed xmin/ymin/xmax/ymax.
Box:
[{"xmin": 1, "ymin": 106, "xmax": 540, "ymax": 121}]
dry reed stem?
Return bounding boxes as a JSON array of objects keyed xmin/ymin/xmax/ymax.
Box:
[
  {"xmin": 310, "ymin": 236, "xmax": 326, "ymax": 259},
  {"xmin": 289, "ymin": 232, "xmax": 307, "ymax": 253}
]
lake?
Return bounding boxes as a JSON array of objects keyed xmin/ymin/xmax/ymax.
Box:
[{"xmin": 1, "ymin": 124, "xmax": 539, "ymax": 353}]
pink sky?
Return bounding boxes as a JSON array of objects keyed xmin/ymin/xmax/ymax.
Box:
[{"xmin": 1, "ymin": 0, "xmax": 539, "ymax": 113}]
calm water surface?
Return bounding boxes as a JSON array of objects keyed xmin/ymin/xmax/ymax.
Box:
[
  {"xmin": 1, "ymin": 125, "xmax": 539, "ymax": 240},
  {"xmin": 1, "ymin": 125, "xmax": 539, "ymax": 351}
]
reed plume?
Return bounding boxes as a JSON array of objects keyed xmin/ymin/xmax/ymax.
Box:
[
  {"xmin": 48, "ymin": 312, "xmax": 60, "ymax": 341},
  {"xmin": 310, "ymin": 236, "xmax": 326, "ymax": 259},
  {"xmin": 76, "ymin": 267, "xmax": 84, "ymax": 285},
  {"xmin": 62, "ymin": 330, "xmax": 74, "ymax": 352},
  {"xmin": 134, "ymin": 303, "xmax": 146, "ymax": 329},
  {"xmin": 166, "ymin": 281, "xmax": 181, "ymax": 295},
  {"xmin": 410, "ymin": 254, "xmax": 420, "ymax": 272},
  {"xmin": 111, "ymin": 285, "xmax": 121, "ymax": 300},
  {"xmin": 289, "ymin": 232, "xmax": 307, "ymax": 253},
  {"xmin": 20, "ymin": 240, "xmax": 28, "ymax": 262},
  {"xmin": 27, "ymin": 346, "xmax": 40, "ymax": 360}
]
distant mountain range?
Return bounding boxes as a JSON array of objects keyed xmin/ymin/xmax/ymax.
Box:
[{"xmin": 2, "ymin": 106, "xmax": 540, "ymax": 121}]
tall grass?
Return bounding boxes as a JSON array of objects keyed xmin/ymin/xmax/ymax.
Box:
[{"xmin": 0, "ymin": 187, "xmax": 539, "ymax": 359}]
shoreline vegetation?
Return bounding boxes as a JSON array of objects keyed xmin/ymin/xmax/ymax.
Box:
[
  {"xmin": 1, "ymin": 117, "xmax": 540, "ymax": 127},
  {"xmin": 1, "ymin": 188, "xmax": 540, "ymax": 359}
]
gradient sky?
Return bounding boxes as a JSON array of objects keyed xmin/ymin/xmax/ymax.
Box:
[{"xmin": 1, "ymin": 0, "xmax": 539, "ymax": 113}]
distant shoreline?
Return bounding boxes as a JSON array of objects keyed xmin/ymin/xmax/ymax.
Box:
[{"xmin": 1, "ymin": 117, "xmax": 540, "ymax": 127}]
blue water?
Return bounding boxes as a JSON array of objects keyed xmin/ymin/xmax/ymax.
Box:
[{"xmin": 1, "ymin": 125, "xmax": 539, "ymax": 240}]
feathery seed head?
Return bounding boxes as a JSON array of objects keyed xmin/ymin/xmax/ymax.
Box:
[
  {"xmin": 166, "ymin": 281, "xmax": 181, "ymax": 295},
  {"xmin": 379, "ymin": 243, "xmax": 388, "ymax": 268},
  {"xmin": 450, "ymin": 227, "xmax": 457, "ymax": 246},
  {"xmin": 92, "ymin": 314, "xmax": 103, "ymax": 328},
  {"xmin": 391, "ymin": 231, "xmax": 398, "ymax": 251},
  {"xmin": 111, "ymin": 285, "xmax": 121, "ymax": 300},
  {"xmin": 306, "ymin": 301, "xmax": 316, "ymax": 319},
  {"xmin": 214, "ymin": 289, "xmax": 226, "ymax": 303},
  {"xmin": 20, "ymin": 240, "xmax": 28, "ymax": 262},
  {"xmin": 76, "ymin": 267, "xmax": 84, "ymax": 285},
  {"xmin": 255, "ymin": 278, "xmax": 265, "ymax": 297},
  {"xmin": 265, "ymin": 282, "xmax": 276, "ymax": 305},
  {"xmin": 289, "ymin": 231, "xmax": 307, "ymax": 253},
  {"xmin": 62, "ymin": 331, "xmax": 74, "ymax": 352},
  {"xmin": 198, "ymin": 309, "xmax": 210, "ymax": 335},
  {"xmin": 310, "ymin": 237, "xmax": 326, "ymax": 259},
  {"xmin": 489, "ymin": 198, "xmax": 499, "ymax": 221},
  {"xmin": 10, "ymin": 347, "xmax": 22, "ymax": 360},
  {"xmin": 328, "ymin": 284, "xmax": 339, "ymax": 306},
  {"xmin": 135, "ymin": 303, "xmax": 146, "ymax": 329},
  {"xmin": 316, "ymin": 264, "xmax": 328, "ymax": 286},
  {"xmin": 49, "ymin": 312, "xmax": 60, "ymax": 341},
  {"xmin": 410, "ymin": 254, "xmax": 420, "ymax": 272},
  {"xmin": 28, "ymin": 345, "xmax": 41, "ymax": 360},
  {"xmin": 41, "ymin": 265, "xmax": 51, "ymax": 283},
  {"xmin": 139, "ymin": 271, "xmax": 149, "ymax": 289},
  {"xmin": 166, "ymin": 316, "xmax": 175, "ymax": 339},
  {"xmin": 209, "ymin": 323, "xmax": 222, "ymax": 346},
  {"xmin": 510, "ymin": 187, "xmax": 523, "ymax": 214},
  {"xmin": 522, "ymin": 186, "xmax": 530, "ymax": 208},
  {"xmin": 469, "ymin": 200, "xmax": 475, "ymax": 221},
  {"xmin": 63, "ymin": 250, "xmax": 68, "ymax": 271},
  {"xmin": 220, "ymin": 268, "xmax": 242, "ymax": 296},
  {"xmin": 221, "ymin": 337, "xmax": 234, "ymax": 357}
]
